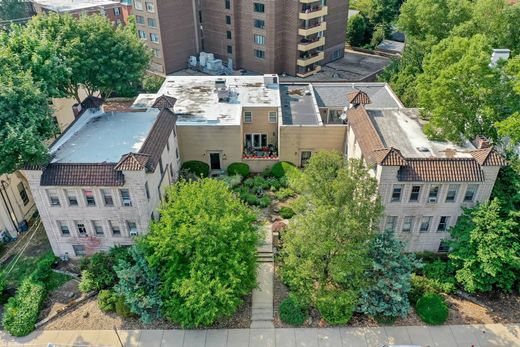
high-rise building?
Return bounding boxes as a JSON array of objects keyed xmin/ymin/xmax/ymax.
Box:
[{"xmin": 133, "ymin": 0, "xmax": 348, "ymax": 76}]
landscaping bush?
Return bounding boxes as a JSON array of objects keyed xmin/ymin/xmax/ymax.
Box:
[
  {"xmin": 422, "ymin": 260, "xmax": 456, "ymax": 293},
  {"xmin": 98, "ymin": 289, "xmax": 117, "ymax": 312},
  {"xmin": 30, "ymin": 253, "xmax": 57, "ymax": 286},
  {"xmin": 280, "ymin": 207, "xmax": 295, "ymax": 219},
  {"xmin": 79, "ymin": 248, "xmax": 129, "ymax": 293},
  {"xmin": 258, "ymin": 195, "xmax": 271, "ymax": 208},
  {"xmin": 316, "ymin": 290, "xmax": 357, "ymax": 325},
  {"xmin": 275, "ymin": 188, "xmax": 295, "ymax": 201},
  {"xmin": 0, "ymin": 271, "xmax": 6, "ymax": 301},
  {"xmin": 142, "ymin": 74, "xmax": 165, "ymax": 93},
  {"xmin": 409, "ymin": 274, "xmax": 445, "ymax": 305},
  {"xmin": 220, "ymin": 174, "xmax": 243, "ymax": 188},
  {"xmin": 243, "ymin": 193, "xmax": 259, "ymax": 206},
  {"xmin": 181, "ymin": 160, "xmax": 210, "ymax": 178},
  {"xmin": 227, "ymin": 162, "xmax": 250, "ymax": 177},
  {"xmin": 2, "ymin": 279, "xmax": 46, "ymax": 337},
  {"xmin": 415, "ymin": 293, "xmax": 449, "ymax": 325},
  {"xmin": 266, "ymin": 177, "xmax": 282, "ymax": 191},
  {"xmin": 115, "ymin": 295, "xmax": 134, "ymax": 318},
  {"xmin": 279, "ymin": 297, "xmax": 305, "ymax": 326},
  {"xmin": 271, "ymin": 161, "xmax": 297, "ymax": 178}
]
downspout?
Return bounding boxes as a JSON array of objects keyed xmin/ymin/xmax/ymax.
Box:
[{"xmin": 0, "ymin": 180, "xmax": 19, "ymax": 233}]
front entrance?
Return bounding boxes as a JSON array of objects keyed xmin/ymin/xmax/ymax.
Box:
[{"xmin": 209, "ymin": 153, "xmax": 221, "ymax": 170}]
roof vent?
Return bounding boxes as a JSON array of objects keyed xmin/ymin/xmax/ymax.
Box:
[{"xmin": 417, "ymin": 146, "xmax": 430, "ymax": 152}]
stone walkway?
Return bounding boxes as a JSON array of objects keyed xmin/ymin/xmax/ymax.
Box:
[
  {"xmin": 250, "ymin": 224, "xmax": 274, "ymax": 329},
  {"xmin": 1, "ymin": 324, "xmax": 519, "ymax": 346}
]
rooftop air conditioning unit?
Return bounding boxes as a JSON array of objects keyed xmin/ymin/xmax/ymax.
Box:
[
  {"xmin": 130, "ymin": 230, "xmax": 138, "ymax": 236},
  {"xmin": 263, "ymin": 74, "xmax": 278, "ymax": 86}
]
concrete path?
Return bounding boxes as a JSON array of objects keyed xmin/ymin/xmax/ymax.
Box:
[
  {"xmin": 1, "ymin": 324, "xmax": 519, "ymax": 346},
  {"xmin": 251, "ymin": 224, "xmax": 274, "ymax": 329}
]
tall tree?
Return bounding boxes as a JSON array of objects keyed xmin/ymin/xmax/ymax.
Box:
[
  {"xmin": 449, "ymin": 199, "xmax": 520, "ymax": 293},
  {"xmin": 280, "ymin": 152, "xmax": 382, "ymax": 304},
  {"xmin": 143, "ymin": 179, "xmax": 258, "ymax": 328},
  {"xmin": 0, "ymin": 0, "xmax": 32, "ymax": 21},
  {"xmin": 496, "ymin": 56, "xmax": 520, "ymax": 145}
]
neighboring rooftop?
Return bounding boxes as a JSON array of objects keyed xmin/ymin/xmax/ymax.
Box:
[
  {"xmin": 134, "ymin": 75, "xmax": 281, "ymax": 126},
  {"xmin": 312, "ymin": 82, "xmax": 401, "ymax": 109},
  {"xmin": 32, "ymin": 0, "xmax": 119, "ymax": 12},
  {"xmin": 280, "ymin": 84, "xmax": 321, "ymax": 125},
  {"xmin": 50, "ymin": 110, "xmax": 160, "ymax": 164}
]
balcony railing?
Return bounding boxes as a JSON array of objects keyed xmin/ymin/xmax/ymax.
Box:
[
  {"xmin": 243, "ymin": 145, "xmax": 278, "ymax": 160},
  {"xmin": 296, "ymin": 65, "xmax": 322, "ymax": 78},
  {"xmin": 297, "ymin": 51, "xmax": 324, "ymax": 66},
  {"xmin": 298, "ymin": 21, "xmax": 327, "ymax": 36},
  {"xmin": 299, "ymin": 6, "xmax": 328, "ymax": 20},
  {"xmin": 298, "ymin": 36, "xmax": 325, "ymax": 51}
]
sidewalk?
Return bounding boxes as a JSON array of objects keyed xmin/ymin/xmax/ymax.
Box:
[{"xmin": 1, "ymin": 324, "xmax": 519, "ymax": 347}]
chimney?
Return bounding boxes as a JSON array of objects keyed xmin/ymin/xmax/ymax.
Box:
[
  {"xmin": 490, "ymin": 49, "xmax": 511, "ymax": 67},
  {"xmin": 472, "ymin": 135, "xmax": 491, "ymax": 149},
  {"xmin": 72, "ymin": 103, "xmax": 82, "ymax": 118}
]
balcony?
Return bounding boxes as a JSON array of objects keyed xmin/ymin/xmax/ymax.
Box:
[
  {"xmin": 298, "ymin": 36, "xmax": 325, "ymax": 51},
  {"xmin": 298, "ymin": 21, "xmax": 327, "ymax": 36},
  {"xmin": 297, "ymin": 51, "xmax": 324, "ymax": 67},
  {"xmin": 296, "ymin": 65, "xmax": 321, "ymax": 78},
  {"xmin": 299, "ymin": 6, "xmax": 328, "ymax": 20},
  {"xmin": 243, "ymin": 145, "xmax": 278, "ymax": 160}
]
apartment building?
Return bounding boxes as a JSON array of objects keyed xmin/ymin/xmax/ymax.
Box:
[
  {"xmin": 24, "ymin": 96, "xmax": 181, "ymax": 257},
  {"xmin": 133, "ymin": 0, "xmax": 347, "ymax": 76},
  {"xmin": 32, "ymin": 0, "xmax": 131, "ymax": 25},
  {"xmin": 0, "ymin": 173, "xmax": 36, "ymax": 241}
]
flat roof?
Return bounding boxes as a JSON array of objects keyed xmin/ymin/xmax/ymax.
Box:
[
  {"xmin": 51, "ymin": 110, "xmax": 160, "ymax": 163},
  {"xmin": 135, "ymin": 75, "xmax": 280, "ymax": 126},
  {"xmin": 367, "ymin": 108, "xmax": 475, "ymax": 158},
  {"xmin": 33, "ymin": 0, "xmax": 119, "ymax": 11},
  {"xmin": 280, "ymin": 84, "xmax": 321, "ymax": 125},
  {"xmin": 312, "ymin": 82, "xmax": 401, "ymax": 109}
]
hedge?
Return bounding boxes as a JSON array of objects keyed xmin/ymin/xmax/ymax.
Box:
[
  {"xmin": 279, "ymin": 297, "xmax": 305, "ymax": 325},
  {"xmin": 227, "ymin": 162, "xmax": 250, "ymax": 177},
  {"xmin": 181, "ymin": 160, "xmax": 210, "ymax": 178},
  {"xmin": 316, "ymin": 290, "xmax": 358, "ymax": 325},
  {"xmin": 271, "ymin": 161, "xmax": 297, "ymax": 178},
  {"xmin": 415, "ymin": 293, "xmax": 449, "ymax": 325}
]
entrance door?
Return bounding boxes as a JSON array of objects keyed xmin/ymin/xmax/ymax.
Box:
[{"xmin": 209, "ymin": 153, "xmax": 221, "ymax": 170}]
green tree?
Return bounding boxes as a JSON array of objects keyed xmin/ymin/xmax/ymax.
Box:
[
  {"xmin": 346, "ymin": 14, "xmax": 369, "ymax": 47},
  {"xmin": 496, "ymin": 56, "xmax": 520, "ymax": 145},
  {"xmin": 448, "ymin": 199, "xmax": 520, "ymax": 293},
  {"xmin": 280, "ymin": 152, "xmax": 382, "ymax": 304},
  {"xmin": 2, "ymin": 13, "xmax": 151, "ymax": 102},
  {"xmin": 0, "ymin": 51, "xmax": 57, "ymax": 175},
  {"xmin": 417, "ymin": 35, "xmax": 519, "ymax": 142},
  {"xmin": 143, "ymin": 179, "xmax": 258, "ymax": 327},
  {"xmin": 358, "ymin": 230, "xmax": 419, "ymax": 321},
  {"xmin": 0, "ymin": 0, "xmax": 32, "ymax": 21}
]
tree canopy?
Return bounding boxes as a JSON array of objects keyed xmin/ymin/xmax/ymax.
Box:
[{"xmin": 142, "ymin": 179, "xmax": 258, "ymax": 327}]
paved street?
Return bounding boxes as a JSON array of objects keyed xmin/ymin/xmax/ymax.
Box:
[{"xmin": 1, "ymin": 324, "xmax": 519, "ymax": 347}]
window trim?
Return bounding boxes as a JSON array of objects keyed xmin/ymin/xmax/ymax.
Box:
[
  {"xmin": 120, "ymin": 189, "xmax": 132, "ymax": 207},
  {"xmin": 437, "ymin": 216, "xmax": 450, "ymax": 232},
  {"xmin": 384, "ymin": 216, "xmax": 397, "ymax": 232},
  {"xmin": 402, "ymin": 216, "xmax": 414, "ymax": 232},
  {"xmin": 445, "ymin": 184, "xmax": 459, "ymax": 203},
  {"xmin": 391, "ymin": 184, "xmax": 402, "ymax": 202},
  {"xmin": 243, "ymin": 111, "xmax": 252, "ymax": 123},
  {"xmin": 463, "ymin": 184, "xmax": 478, "ymax": 202},
  {"xmin": 253, "ymin": 2, "xmax": 265, "ymax": 13},
  {"xmin": 268, "ymin": 111, "xmax": 277, "ymax": 123},
  {"xmin": 419, "ymin": 216, "xmax": 432, "ymax": 232},
  {"xmin": 409, "ymin": 185, "xmax": 421, "ymax": 202}
]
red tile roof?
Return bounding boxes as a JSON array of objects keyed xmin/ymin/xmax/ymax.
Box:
[
  {"xmin": 114, "ymin": 153, "xmax": 150, "ymax": 171},
  {"xmin": 470, "ymin": 148, "xmax": 506, "ymax": 166},
  {"xmin": 372, "ymin": 148, "xmax": 407, "ymax": 166},
  {"xmin": 40, "ymin": 163, "xmax": 125, "ymax": 186},
  {"xmin": 398, "ymin": 158, "xmax": 485, "ymax": 182},
  {"xmin": 347, "ymin": 106, "xmax": 385, "ymax": 164},
  {"xmin": 347, "ymin": 90, "xmax": 371, "ymax": 105},
  {"xmin": 152, "ymin": 95, "xmax": 177, "ymax": 109}
]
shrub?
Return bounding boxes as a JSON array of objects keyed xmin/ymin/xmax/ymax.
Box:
[
  {"xmin": 227, "ymin": 162, "xmax": 250, "ymax": 177},
  {"xmin": 244, "ymin": 193, "xmax": 259, "ymax": 206},
  {"xmin": 415, "ymin": 293, "xmax": 449, "ymax": 325},
  {"xmin": 181, "ymin": 160, "xmax": 210, "ymax": 178},
  {"xmin": 346, "ymin": 14, "xmax": 370, "ymax": 47},
  {"xmin": 280, "ymin": 207, "xmax": 295, "ymax": 219},
  {"xmin": 30, "ymin": 253, "xmax": 57, "ymax": 287},
  {"xmin": 409, "ymin": 274, "xmax": 445, "ymax": 305},
  {"xmin": 279, "ymin": 297, "xmax": 305, "ymax": 325},
  {"xmin": 0, "ymin": 271, "xmax": 5, "ymax": 300},
  {"xmin": 2, "ymin": 279, "xmax": 46, "ymax": 337},
  {"xmin": 422, "ymin": 260, "xmax": 456, "ymax": 293},
  {"xmin": 259, "ymin": 195, "xmax": 271, "ymax": 208},
  {"xmin": 271, "ymin": 161, "xmax": 297, "ymax": 178},
  {"xmin": 142, "ymin": 74, "xmax": 165, "ymax": 93},
  {"xmin": 275, "ymin": 188, "xmax": 295, "ymax": 201},
  {"xmin": 98, "ymin": 289, "xmax": 117, "ymax": 312},
  {"xmin": 266, "ymin": 177, "xmax": 282, "ymax": 191},
  {"xmin": 316, "ymin": 290, "xmax": 357, "ymax": 325},
  {"xmin": 115, "ymin": 295, "xmax": 135, "ymax": 318},
  {"xmin": 79, "ymin": 248, "xmax": 129, "ymax": 293},
  {"xmin": 220, "ymin": 174, "xmax": 243, "ymax": 188}
]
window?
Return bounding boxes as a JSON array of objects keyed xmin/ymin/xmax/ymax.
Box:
[
  {"xmin": 145, "ymin": 2, "xmax": 154, "ymax": 12},
  {"xmin": 225, "ymin": 15, "xmax": 231, "ymax": 25},
  {"xmin": 92, "ymin": 221, "xmax": 104, "ymax": 235},
  {"xmin": 145, "ymin": 182, "xmax": 150, "ymax": 200},
  {"xmin": 391, "ymin": 185, "xmax": 402, "ymax": 202},
  {"xmin": 244, "ymin": 133, "xmax": 267, "ymax": 148},
  {"xmin": 150, "ymin": 33, "xmax": 159, "ymax": 43},
  {"xmin": 300, "ymin": 151, "xmax": 312, "ymax": 166},
  {"xmin": 127, "ymin": 221, "xmax": 138, "ymax": 236},
  {"xmin": 58, "ymin": 221, "xmax": 70, "ymax": 236},
  {"xmin": 254, "ymin": 49, "xmax": 265, "ymax": 59},
  {"xmin": 384, "ymin": 216, "xmax": 397, "ymax": 231},
  {"xmin": 48, "ymin": 190, "xmax": 60, "ymax": 207},
  {"xmin": 253, "ymin": 2, "xmax": 265, "ymax": 12},
  {"xmin": 134, "ymin": 0, "xmax": 143, "ymax": 10},
  {"xmin": 254, "ymin": 34, "xmax": 265, "ymax": 45},
  {"xmin": 120, "ymin": 189, "xmax": 132, "ymax": 207},
  {"xmin": 419, "ymin": 216, "xmax": 432, "ymax": 232},
  {"xmin": 152, "ymin": 48, "xmax": 161, "ymax": 58},
  {"xmin": 138, "ymin": 30, "xmax": 146, "ymax": 39},
  {"xmin": 438, "ymin": 240, "xmax": 450, "ymax": 253},
  {"xmin": 17, "ymin": 182, "xmax": 29, "ymax": 206},
  {"xmin": 437, "ymin": 216, "xmax": 450, "ymax": 232},
  {"xmin": 225, "ymin": 0, "xmax": 230, "ymax": 9},
  {"xmin": 268, "ymin": 111, "xmax": 277, "ymax": 123},
  {"xmin": 76, "ymin": 222, "xmax": 87, "ymax": 236},
  {"xmin": 409, "ymin": 185, "xmax": 421, "ymax": 202},
  {"xmin": 244, "ymin": 111, "xmax": 252, "ymax": 123},
  {"xmin": 402, "ymin": 216, "xmax": 414, "ymax": 232},
  {"xmin": 464, "ymin": 184, "xmax": 478, "ymax": 202},
  {"xmin": 175, "ymin": 148, "xmax": 179, "ymax": 159},
  {"xmin": 226, "ymin": 30, "xmax": 232, "ymax": 39},
  {"xmin": 254, "ymin": 19, "xmax": 265, "ymax": 29},
  {"xmin": 100, "ymin": 189, "xmax": 113, "ymax": 206},
  {"xmin": 83, "ymin": 189, "xmax": 96, "ymax": 207},
  {"xmin": 73, "ymin": 245, "xmax": 86, "ymax": 257},
  {"xmin": 110, "ymin": 221, "xmax": 121, "ymax": 237},
  {"xmin": 428, "ymin": 185, "xmax": 440, "ymax": 203},
  {"xmin": 159, "ymin": 158, "xmax": 164, "ymax": 175},
  {"xmin": 114, "ymin": 7, "xmax": 121, "ymax": 16},
  {"xmin": 333, "ymin": 48, "xmax": 342, "ymax": 59},
  {"xmin": 227, "ymin": 45, "xmax": 233, "ymax": 54},
  {"xmin": 147, "ymin": 17, "xmax": 157, "ymax": 27},
  {"xmin": 445, "ymin": 184, "xmax": 459, "ymax": 202},
  {"xmin": 66, "ymin": 190, "xmax": 78, "ymax": 206},
  {"xmin": 136, "ymin": 15, "xmax": 145, "ymax": 24}
]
